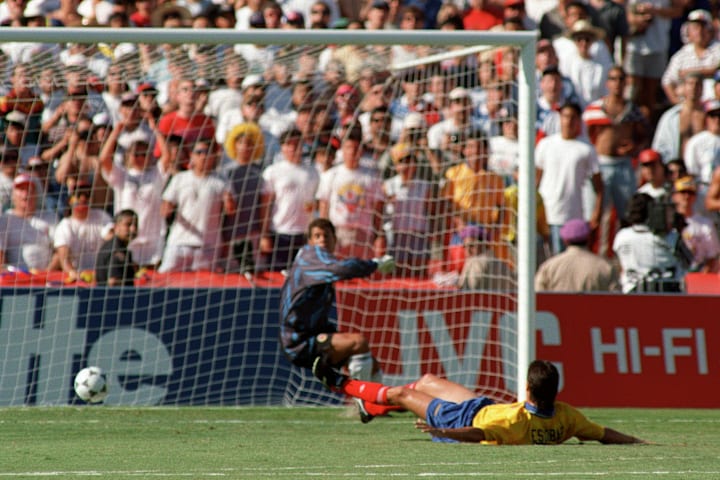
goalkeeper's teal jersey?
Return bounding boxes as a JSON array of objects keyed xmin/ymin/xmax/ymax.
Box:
[{"xmin": 472, "ymin": 401, "xmax": 605, "ymax": 445}]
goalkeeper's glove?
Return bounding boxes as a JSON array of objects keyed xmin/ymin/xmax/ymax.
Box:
[{"xmin": 373, "ymin": 255, "xmax": 395, "ymax": 274}]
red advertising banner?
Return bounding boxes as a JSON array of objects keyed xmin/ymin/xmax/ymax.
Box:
[{"xmin": 337, "ymin": 290, "xmax": 720, "ymax": 408}]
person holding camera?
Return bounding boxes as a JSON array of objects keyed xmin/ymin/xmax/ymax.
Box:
[{"xmin": 613, "ymin": 192, "xmax": 685, "ymax": 293}]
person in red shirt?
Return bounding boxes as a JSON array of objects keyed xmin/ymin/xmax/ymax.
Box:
[
  {"xmin": 463, "ymin": 0, "xmax": 502, "ymax": 30},
  {"xmin": 154, "ymin": 78, "xmax": 215, "ymax": 158}
]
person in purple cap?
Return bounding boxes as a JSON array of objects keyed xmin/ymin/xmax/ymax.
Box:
[
  {"xmin": 535, "ymin": 218, "xmax": 618, "ymax": 292},
  {"xmin": 457, "ymin": 224, "xmax": 514, "ymax": 291}
]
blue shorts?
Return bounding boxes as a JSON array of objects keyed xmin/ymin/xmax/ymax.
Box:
[{"xmin": 426, "ymin": 396, "xmax": 496, "ymax": 443}]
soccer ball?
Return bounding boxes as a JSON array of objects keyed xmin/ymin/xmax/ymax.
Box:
[{"xmin": 74, "ymin": 366, "xmax": 109, "ymax": 403}]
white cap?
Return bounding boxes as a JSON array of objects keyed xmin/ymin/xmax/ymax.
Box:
[
  {"xmin": 403, "ymin": 112, "xmax": 426, "ymax": 129},
  {"xmin": 241, "ymin": 74, "xmax": 264, "ymax": 90},
  {"xmin": 448, "ymin": 87, "xmax": 470, "ymax": 101}
]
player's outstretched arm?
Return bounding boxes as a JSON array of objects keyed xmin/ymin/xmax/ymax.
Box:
[
  {"xmin": 598, "ymin": 427, "xmax": 646, "ymax": 444},
  {"xmin": 415, "ymin": 419, "xmax": 486, "ymax": 443}
]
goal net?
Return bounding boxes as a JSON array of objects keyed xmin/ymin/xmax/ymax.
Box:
[{"xmin": 0, "ymin": 27, "xmax": 536, "ymax": 406}]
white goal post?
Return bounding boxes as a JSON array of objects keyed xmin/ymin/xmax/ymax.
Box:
[{"xmin": 0, "ymin": 27, "xmax": 536, "ymax": 405}]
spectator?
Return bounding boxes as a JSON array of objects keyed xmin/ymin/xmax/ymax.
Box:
[
  {"xmin": 154, "ymin": 78, "xmax": 215, "ymax": 159},
  {"xmin": 391, "ymin": 5, "xmax": 426, "ymax": 65},
  {"xmin": 311, "ymin": 133, "xmax": 339, "ymax": 174},
  {"xmin": 637, "ymin": 148, "xmax": 670, "ymax": 199},
  {"xmin": 475, "ymin": 82, "xmax": 514, "ymax": 138},
  {"xmin": 306, "ymin": 1, "xmax": 334, "ymax": 29},
  {"xmin": 54, "ymin": 116, "xmax": 113, "ymax": 212},
  {"xmin": 613, "ymin": 192, "xmax": 683, "ymax": 293},
  {"xmin": 317, "ymin": 126, "xmax": 386, "ymax": 259},
  {"xmin": 3, "ymin": 110, "xmax": 40, "ymax": 165},
  {"xmin": 683, "ymin": 99, "xmax": 720, "ymax": 216},
  {"xmin": 661, "ymin": 9, "xmax": 720, "ymax": 105},
  {"xmin": 0, "ymin": 146, "xmax": 21, "ymax": 211},
  {"xmin": 216, "ymin": 74, "xmax": 266, "ymax": 143},
  {"xmin": 364, "ymin": 0, "xmax": 391, "ymax": 30},
  {"xmin": 666, "ymin": 158, "xmax": 688, "ymax": 182},
  {"xmin": 101, "ymin": 63, "xmax": 130, "ymax": 126},
  {"xmin": 548, "ymin": 2, "xmax": 612, "ymax": 72},
  {"xmin": 501, "ymin": 0, "xmax": 536, "ymax": 31},
  {"xmin": 383, "ymin": 143, "xmax": 434, "ymax": 277},
  {"xmin": 562, "ymin": 19, "xmax": 609, "ymax": 108},
  {"xmin": 25, "ymin": 156, "xmax": 61, "ymax": 215},
  {"xmin": 672, "ymin": 176, "xmax": 720, "ymax": 273},
  {"xmin": 136, "ymin": 82, "xmax": 162, "ymax": 126},
  {"xmin": 1, "ymin": 63, "xmax": 44, "ymax": 143},
  {"xmin": 389, "ymin": 69, "xmax": 435, "ymax": 130},
  {"xmin": 223, "ymin": 123, "xmax": 266, "ymax": 274},
  {"xmin": 624, "ymin": 0, "xmax": 684, "ymax": 119},
  {"xmin": 234, "ymin": 11, "xmax": 276, "ymax": 73},
  {"xmin": 589, "ymin": 0, "xmax": 629, "ymax": 59},
  {"xmin": 52, "ymin": 180, "xmax": 113, "ymax": 281},
  {"xmin": 535, "ymin": 218, "xmax": 619, "ymax": 291},
  {"xmin": 652, "ymin": 71, "xmax": 706, "ymax": 162},
  {"xmin": 536, "ymin": 66, "xmax": 575, "ymax": 136},
  {"xmin": 380, "ymin": 112, "xmax": 436, "ymax": 181},
  {"xmin": 463, "ymin": 0, "xmax": 502, "ymax": 30},
  {"xmin": 158, "ymin": 138, "xmax": 236, "ymax": 273},
  {"xmin": 100, "ymin": 122, "xmax": 169, "ymax": 268},
  {"xmin": 0, "ymin": 173, "xmax": 57, "ymax": 271},
  {"xmin": 457, "ymin": 225, "xmax": 515, "ymax": 291},
  {"xmin": 260, "ymin": 128, "xmax": 319, "ymax": 271},
  {"xmin": 488, "ymin": 114, "xmax": 519, "ymax": 180},
  {"xmin": 427, "ymin": 87, "xmax": 477, "ymax": 150},
  {"xmin": 204, "ymin": 54, "xmax": 248, "ymax": 122},
  {"xmin": 583, "ymin": 65, "xmax": 649, "ymax": 256},
  {"xmin": 502, "ymin": 166, "xmax": 551, "ymax": 268},
  {"xmin": 95, "ymin": 209, "xmax": 139, "ymax": 286},
  {"xmin": 536, "ymin": 102, "xmax": 604, "ymax": 255}
]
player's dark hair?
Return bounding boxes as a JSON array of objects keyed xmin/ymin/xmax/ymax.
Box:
[
  {"xmin": 307, "ymin": 218, "xmax": 335, "ymax": 239},
  {"xmin": 527, "ymin": 360, "xmax": 559, "ymax": 411}
]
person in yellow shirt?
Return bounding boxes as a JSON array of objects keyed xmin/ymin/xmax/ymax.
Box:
[
  {"xmin": 314, "ymin": 359, "xmax": 645, "ymax": 445},
  {"xmin": 442, "ymin": 128, "xmax": 508, "ymax": 264}
]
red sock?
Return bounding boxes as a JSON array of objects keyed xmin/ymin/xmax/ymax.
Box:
[
  {"xmin": 363, "ymin": 401, "xmax": 404, "ymax": 417},
  {"xmin": 342, "ymin": 379, "xmax": 389, "ymax": 404}
]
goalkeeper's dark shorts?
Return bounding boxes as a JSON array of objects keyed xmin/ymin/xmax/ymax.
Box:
[{"xmin": 280, "ymin": 322, "xmax": 337, "ymax": 369}]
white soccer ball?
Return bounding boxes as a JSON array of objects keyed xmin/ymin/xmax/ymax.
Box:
[{"xmin": 74, "ymin": 366, "xmax": 109, "ymax": 403}]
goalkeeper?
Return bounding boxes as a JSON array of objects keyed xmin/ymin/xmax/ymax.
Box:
[{"xmin": 280, "ymin": 218, "xmax": 394, "ymax": 385}]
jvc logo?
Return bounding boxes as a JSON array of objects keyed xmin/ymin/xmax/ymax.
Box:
[{"xmin": 383, "ymin": 310, "xmax": 520, "ymax": 393}]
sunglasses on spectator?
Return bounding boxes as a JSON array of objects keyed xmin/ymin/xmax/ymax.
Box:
[
  {"xmin": 311, "ymin": 9, "xmax": 329, "ymax": 15},
  {"xmin": 370, "ymin": 116, "xmax": 386, "ymax": 122}
]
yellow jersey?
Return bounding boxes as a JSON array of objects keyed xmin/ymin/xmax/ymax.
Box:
[{"xmin": 472, "ymin": 401, "xmax": 605, "ymax": 445}]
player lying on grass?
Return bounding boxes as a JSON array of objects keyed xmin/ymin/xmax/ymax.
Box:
[
  {"xmin": 314, "ymin": 359, "xmax": 646, "ymax": 445},
  {"xmin": 280, "ymin": 218, "xmax": 394, "ymax": 384}
]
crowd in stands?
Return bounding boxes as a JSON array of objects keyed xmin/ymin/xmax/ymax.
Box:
[{"xmin": 0, "ymin": 0, "xmax": 719, "ymax": 293}]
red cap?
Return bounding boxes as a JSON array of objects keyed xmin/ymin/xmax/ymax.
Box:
[
  {"xmin": 638, "ymin": 149, "xmax": 662, "ymax": 165},
  {"xmin": 13, "ymin": 173, "xmax": 34, "ymax": 188},
  {"xmin": 504, "ymin": 0, "xmax": 524, "ymax": 7}
]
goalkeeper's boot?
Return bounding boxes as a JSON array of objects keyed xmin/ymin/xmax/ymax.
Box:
[
  {"xmin": 312, "ymin": 356, "xmax": 348, "ymax": 392},
  {"xmin": 354, "ymin": 398, "xmax": 375, "ymax": 424}
]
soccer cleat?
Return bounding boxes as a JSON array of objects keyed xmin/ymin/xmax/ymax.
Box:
[
  {"xmin": 354, "ymin": 398, "xmax": 375, "ymax": 424},
  {"xmin": 312, "ymin": 356, "xmax": 348, "ymax": 392}
]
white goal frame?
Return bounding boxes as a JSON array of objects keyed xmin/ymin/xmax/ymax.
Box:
[{"xmin": 0, "ymin": 27, "xmax": 537, "ymax": 402}]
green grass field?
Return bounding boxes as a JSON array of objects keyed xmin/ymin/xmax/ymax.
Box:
[{"xmin": 2, "ymin": 406, "xmax": 718, "ymax": 479}]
